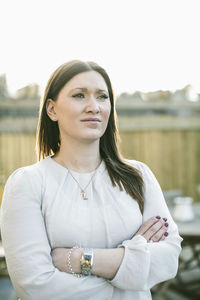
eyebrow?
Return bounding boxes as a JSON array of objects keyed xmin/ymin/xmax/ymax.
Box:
[{"xmin": 69, "ymin": 88, "xmax": 108, "ymax": 93}]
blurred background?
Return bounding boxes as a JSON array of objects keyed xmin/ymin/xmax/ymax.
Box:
[{"xmin": 0, "ymin": 0, "xmax": 200, "ymax": 299}]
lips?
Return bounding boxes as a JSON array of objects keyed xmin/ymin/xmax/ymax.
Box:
[{"xmin": 81, "ymin": 118, "xmax": 101, "ymax": 122}]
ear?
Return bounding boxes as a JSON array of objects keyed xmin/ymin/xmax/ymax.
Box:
[{"xmin": 46, "ymin": 99, "xmax": 57, "ymax": 121}]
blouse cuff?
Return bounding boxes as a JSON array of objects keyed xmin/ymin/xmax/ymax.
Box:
[{"xmin": 107, "ymin": 235, "xmax": 150, "ymax": 290}]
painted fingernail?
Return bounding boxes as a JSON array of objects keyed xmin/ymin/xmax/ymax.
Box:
[
  {"xmin": 163, "ymin": 218, "xmax": 167, "ymax": 222},
  {"xmin": 164, "ymin": 232, "xmax": 168, "ymax": 236},
  {"xmin": 156, "ymin": 216, "xmax": 161, "ymax": 219},
  {"xmin": 164, "ymin": 223, "xmax": 169, "ymax": 227}
]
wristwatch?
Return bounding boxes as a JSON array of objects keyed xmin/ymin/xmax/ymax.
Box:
[{"xmin": 80, "ymin": 248, "xmax": 94, "ymax": 276}]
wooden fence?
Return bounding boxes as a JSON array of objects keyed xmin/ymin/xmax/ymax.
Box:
[
  {"xmin": 118, "ymin": 115, "xmax": 200, "ymax": 202},
  {"xmin": 0, "ymin": 115, "xmax": 200, "ymax": 203},
  {"xmin": 120, "ymin": 130, "xmax": 200, "ymax": 201},
  {"xmin": 0, "ymin": 134, "xmax": 37, "ymax": 203}
]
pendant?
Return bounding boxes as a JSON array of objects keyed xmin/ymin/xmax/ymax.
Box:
[{"xmin": 81, "ymin": 191, "xmax": 88, "ymax": 200}]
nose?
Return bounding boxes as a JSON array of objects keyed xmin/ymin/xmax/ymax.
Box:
[{"xmin": 85, "ymin": 96, "xmax": 100, "ymax": 114}]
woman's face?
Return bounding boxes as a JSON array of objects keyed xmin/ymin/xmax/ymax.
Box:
[{"xmin": 46, "ymin": 71, "xmax": 111, "ymax": 143}]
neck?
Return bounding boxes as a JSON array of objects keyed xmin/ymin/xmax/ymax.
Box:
[{"xmin": 53, "ymin": 137, "xmax": 101, "ymax": 173}]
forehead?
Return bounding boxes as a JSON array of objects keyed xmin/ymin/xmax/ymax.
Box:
[{"xmin": 63, "ymin": 71, "xmax": 108, "ymax": 92}]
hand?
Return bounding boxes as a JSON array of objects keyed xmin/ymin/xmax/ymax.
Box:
[
  {"xmin": 51, "ymin": 247, "xmax": 83, "ymax": 274},
  {"xmin": 135, "ymin": 216, "xmax": 169, "ymax": 242}
]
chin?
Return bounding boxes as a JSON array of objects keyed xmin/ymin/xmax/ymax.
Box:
[
  {"xmin": 79, "ymin": 133, "xmax": 103, "ymax": 143},
  {"xmin": 80, "ymin": 129, "xmax": 104, "ymax": 140},
  {"xmin": 83, "ymin": 136, "xmax": 101, "ymax": 142}
]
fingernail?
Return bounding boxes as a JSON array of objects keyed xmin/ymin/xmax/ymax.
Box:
[
  {"xmin": 156, "ymin": 216, "xmax": 161, "ymax": 219},
  {"xmin": 164, "ymin": 223, "xmax": 169, "ymax": 227},
  {"xmin": 163, "ymin": 218, "xmax": 167, "ymax": 222},
  {"xmin": 164, "ymin": 232, "xmax": 168, "ymax": 237}
]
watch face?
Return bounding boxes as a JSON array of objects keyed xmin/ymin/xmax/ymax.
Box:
[{"xmin": 85, "ymin": 255, "xmax": 91, "ymax": 260}]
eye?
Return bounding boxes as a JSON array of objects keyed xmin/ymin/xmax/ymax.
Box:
[
  {"xmin": 72, "ymin": 93, "xmax": 85, "ymax": 98},
  {"xmin": 98, "ymin": 94, "xmax": 109, "ymax": 100}
]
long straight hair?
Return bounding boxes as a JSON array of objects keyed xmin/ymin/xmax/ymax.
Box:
[{"xmin": 36, "ymin": 60, "xmax": 144, "ymax": 212}]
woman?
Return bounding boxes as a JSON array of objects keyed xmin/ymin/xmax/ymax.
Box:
[{"xmin": 0, "ymin": 60, "xmax": 182, "ymax": 300}]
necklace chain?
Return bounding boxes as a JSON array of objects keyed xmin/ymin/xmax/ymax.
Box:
[{"xmin": 62, "ymin": 159, "xmax": 102, "ymax": 200}]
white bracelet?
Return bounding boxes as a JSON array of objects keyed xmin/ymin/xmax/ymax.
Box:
[{"xmin": 67, "ymin": 246, "xmax": 83, "ymax": 278}]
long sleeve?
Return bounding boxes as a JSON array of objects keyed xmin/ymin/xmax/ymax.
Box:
[
  {"xmin": 0, "ymin": 167, "xmax": 113, "ymax": 300},
  {"xmin": 108, "ymin": 161, "xmax": 183, "ymax": 291}
]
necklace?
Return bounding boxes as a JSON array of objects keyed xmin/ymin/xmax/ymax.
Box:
[{"xmin": 65, "ymin": 160, "xmax": 102, "ymax": 200}]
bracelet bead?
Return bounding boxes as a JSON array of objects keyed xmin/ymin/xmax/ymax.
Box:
[{"xmin": 67, "ymin": 246, "xmax": 83, "ymax": 278}]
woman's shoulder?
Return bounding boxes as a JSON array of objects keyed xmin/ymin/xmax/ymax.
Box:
[
  {"xmin": 5, "ymin": 157, "xmax": 50, "ymax": 188},
  {"xmin": 124, "ymin": 159, "xmax": 156, "ymax": 181},
  {"xmin": 124, "ymin": 158, "xmax": 149, "ymax": 171},
  {"xmin": 1, "ymin": 159, "xmax": 52, "ymax": 209}
]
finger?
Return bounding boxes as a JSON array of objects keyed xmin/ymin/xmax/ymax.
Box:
[
  {"xmin": 150, "ymin": 226, "xmax": 168, "ymax": 242},
  {"xmin": 143, "ymin": 222, "xmax": 163, "ymax": 241},
  {"xmin": 143, "ymin": 219, "xmax": 167, "ymax": 241},
  {"xmin": 158, "ymin": 231, "xmax": 169, "ymax": 242},
  {"xmin": 136, "ymin": 216, "xmax": 160, "ymax": 235}
]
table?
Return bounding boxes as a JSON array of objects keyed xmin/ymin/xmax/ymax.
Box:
[
  {"xmin": 171, "ymin": 204, "xmax": 200, "ymax": 299},
  {"xmin": 152, "ymin": 203, "xmax": 200, "ymax": 300}
]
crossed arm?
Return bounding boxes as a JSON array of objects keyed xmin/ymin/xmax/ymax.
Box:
[{"xmin": 51, "ymin": 216, "xmax": 169, "ymax": 280}]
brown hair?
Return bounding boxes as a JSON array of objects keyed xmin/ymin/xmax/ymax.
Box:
[{"xmin": 36, "ymin": 60, "xmax": 144, "ymax": 212}]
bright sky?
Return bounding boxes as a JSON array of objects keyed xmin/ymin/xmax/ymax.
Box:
[{"xmin": 1, "ymin": 0, "xmax": 200, "ymax": 97}]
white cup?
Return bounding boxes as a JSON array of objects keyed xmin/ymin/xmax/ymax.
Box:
[{"xmin": 173, "ymin": 197, "xmax": 195, "ymax": 222}]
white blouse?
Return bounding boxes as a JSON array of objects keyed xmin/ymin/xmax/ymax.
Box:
[{"xmin": 0, "ymin": 156, "xmax": 182, "ymax": 300}]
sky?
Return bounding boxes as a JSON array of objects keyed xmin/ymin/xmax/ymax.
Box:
[{"xmin": 1, "ymin": 0, "xmax": 200, "ymax": 97}]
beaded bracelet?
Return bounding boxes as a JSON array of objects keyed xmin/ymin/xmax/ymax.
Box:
[{"xmin": 67, "ymin": 245, "xmax": 83, "ymax": 278}]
